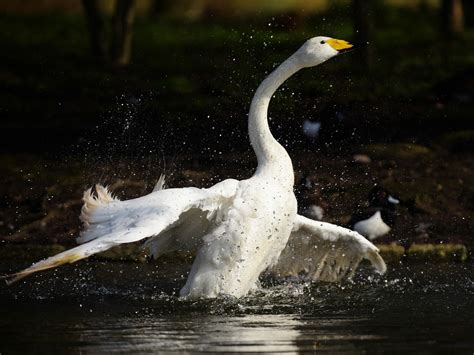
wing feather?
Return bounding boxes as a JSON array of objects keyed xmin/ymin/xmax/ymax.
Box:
[
  {"xmin": 4, "ymin": 179, "xmax": 239, "ymax": 284},
  {"xmin": 270, "ymin": 215, "xmax": 386, "ymax": 282}
]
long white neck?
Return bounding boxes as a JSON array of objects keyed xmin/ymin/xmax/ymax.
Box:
[{"xmin": 248, "ymin": 54, "xmax": 303, "ymax": 176}]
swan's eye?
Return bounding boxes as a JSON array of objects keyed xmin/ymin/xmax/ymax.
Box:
[{"xmin": 320, "ymin": 40, "xmax": 325, "ymax": 44}]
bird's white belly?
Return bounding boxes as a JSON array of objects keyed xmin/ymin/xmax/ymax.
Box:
[
  {"xmin": 353, "ymin": 211, "xmax": 391, "ymax": 240},
  {"xmin": 180, "ymin": 179, "xmax": 297, "ymax": 298}
]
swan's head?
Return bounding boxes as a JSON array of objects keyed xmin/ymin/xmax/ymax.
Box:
[{"xmin": 295, "ymin": 36, "xmax": 354, "ymax": 67}]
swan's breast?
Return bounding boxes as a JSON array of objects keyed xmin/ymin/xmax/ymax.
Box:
[{"xmin": 180, "ymin": 177, "xmax": 296, "ymax": 298}]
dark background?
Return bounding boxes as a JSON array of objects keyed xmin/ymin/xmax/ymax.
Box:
[{"xmin": 1, "ymin": 0, "xmax": 473, "ymax": 154}]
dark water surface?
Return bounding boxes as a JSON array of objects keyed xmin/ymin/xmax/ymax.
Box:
[{"xmin": 0, "ymin": 262, "xmax": 473, "ymax": 353}]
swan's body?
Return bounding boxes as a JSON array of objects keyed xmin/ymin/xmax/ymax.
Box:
[{"xmin": 5, "ymin": 37, "xmax": 386, "ymax": 298}]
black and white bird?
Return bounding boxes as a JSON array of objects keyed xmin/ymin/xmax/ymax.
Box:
[{"xmin": 349, "ymin": 186, "xmax": 400, "ymax": 240}]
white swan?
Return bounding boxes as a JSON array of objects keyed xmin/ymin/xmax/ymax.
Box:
[{"xmin": 5, "ymin": 37, "xmax": 386, "ymax": 298}]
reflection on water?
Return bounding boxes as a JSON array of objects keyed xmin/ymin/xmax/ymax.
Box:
[
  {"xmin": 0, "ymin": 262, "xmax": 473, "ymax": 353},
  {"xmin": 77, "ymin": 314, "xmax": 304, "ymax": 353}
]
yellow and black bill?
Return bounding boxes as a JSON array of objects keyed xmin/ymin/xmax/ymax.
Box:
[{"xmin": 326, "ymin": 38, "xmax": 365, "ymax": 54}]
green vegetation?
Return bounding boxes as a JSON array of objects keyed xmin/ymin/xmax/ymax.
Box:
[
  {"xmin": 407, "ymin": 243, "xmax": 469, "ymax": 262},
  {"xmin": 0, "ymin": 5, "xmax": 473, "ymax": 139},
  {"xmin": 360, "ymin": 143, "xmax": 432, "ymax": 160}
]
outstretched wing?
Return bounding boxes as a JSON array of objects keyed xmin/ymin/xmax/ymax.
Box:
[
  {"xmin": 4, "ymin": 179, "xmax": 239, "ymax": 284},
  {"xmin": 270, "ymin": 215, "xmax": 386, "ymax": 282}
]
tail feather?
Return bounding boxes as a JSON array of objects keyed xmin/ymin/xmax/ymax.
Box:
[
  {"xmin": 80, "ymin": 184, "xmax": 118, "ymax": 227},
  {"xmin": 2, "ymin": 239, "xmax": 113, "ymax": 285}
]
